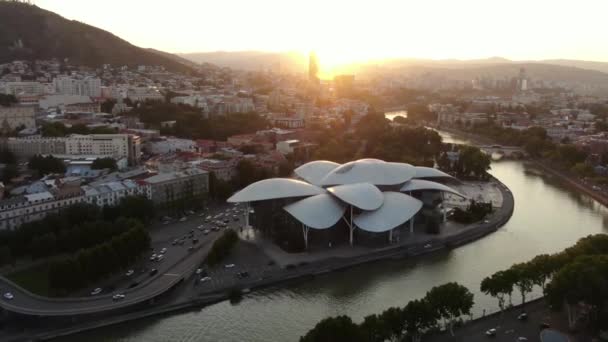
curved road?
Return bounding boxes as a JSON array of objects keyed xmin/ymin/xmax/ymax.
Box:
[{"xmin": 0, "ymin": 209, "xmax": 235, "ymax": 316}]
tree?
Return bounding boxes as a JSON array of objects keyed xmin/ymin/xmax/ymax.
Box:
[
  {"xmin": 480, "ymin": 270, "xmax": 514, "ymax": 320},
  {"xmin": 91, "ymin": 157, "xmax": 117, "ymax": 171},
  {"xmin": 403, "ymin": 298, "xmax": 438, "ymax": 342},
  {"xmin": 546, "ymin": 255, "xmax": 608, "ymax": 330},
  {"xmin": 0, "ymin": 149, "xmax": 16, "ymax": 164},
  {"xmin": 0, "ymin": 94, "xmax": 17, "ymax": 107},
  {"xmin": 378, "ymin": 306, "xmax": 405, "ymax": 341},
  {"xmin": 1, "ymin": 163, "xmax": 18, "ymax": 183},
  {"xmin": 426, "ymin": 282, "xmax": 474, "ymax": 336},
  {"xmin": 359, "ymin": 314, "xmax": 389, "ymax": 342},
  {"xmin": 527, "ymin": 254, "xmax": 557, "ymax": 292},
  {"xmin": 300, "ymin": 315, "xmax": 362, "ymax": 342},
  {"xmin": 28, "ymin": 155, "xmax": 66, "ymax": 176}
]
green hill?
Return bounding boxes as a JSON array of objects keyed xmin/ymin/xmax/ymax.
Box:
[{"xmin": 0, "ymin": 1, "xmax": 193, "ymax": 73}]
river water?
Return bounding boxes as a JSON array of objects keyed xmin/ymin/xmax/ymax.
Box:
[{"xmin": 60, "ymin": 136, "xmax": 608, "ymax": 342}]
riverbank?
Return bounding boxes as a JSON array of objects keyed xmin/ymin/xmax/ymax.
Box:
[{"xmin": 27, "ymin": 178, "xmax": 515, "ymax": 342}]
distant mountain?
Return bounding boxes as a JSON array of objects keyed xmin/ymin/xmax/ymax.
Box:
[
  {"xmin": 147, "ymin": 48, "xmax": 201, "ymax": 70},
  {"xmin": 539, "ymin": 59, "xmax": 608, "ymax": 74},
  {"xmin": 0, "ymin": 1, "xmax": 193, "ymax": 73},
  {"xmin": 179, "ymin": 51, "xmax": 307, "ymax": 72}
]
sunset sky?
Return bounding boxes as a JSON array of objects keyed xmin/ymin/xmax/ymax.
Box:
[{"xmin": 36, "ymin": 0, "xmax": 608, "ymax": 67}]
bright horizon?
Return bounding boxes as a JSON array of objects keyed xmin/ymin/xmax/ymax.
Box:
[{"xmin": 35, "ymin": 0, "xmax": 608, "ymax": 71}]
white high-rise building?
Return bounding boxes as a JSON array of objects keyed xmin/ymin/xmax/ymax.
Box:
[{"xmin": 52, "ymin": 76, "xmax": 102, "ymax": 97}]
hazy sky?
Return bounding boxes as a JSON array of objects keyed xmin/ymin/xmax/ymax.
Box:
[{"xmin": 36, "ymin": 0, "xmax": 608, "ymax": 66}]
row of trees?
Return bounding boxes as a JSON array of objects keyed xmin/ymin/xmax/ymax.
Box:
[
  {"xmin": 28, "ymin": 154, "xmax": 66, "ymax": 176},
  {"xmin": 128, "ymin": 102, "xmax": 269, "ymax": 140},
  {"xmin": 481, "ymin": 234, "xmax": 608, "ymax": 331},
  {"xmin": 436, "ymin": 145, "xmax": 492, "ymax": 180},
  {"xmin": 40, "ymin": 122, "xmax": 117, "ymax": 137},
  {"xmin": 48, "ymin": 224, "xmax": 150, "ymax": 292},
  {"xmin": 91, "ymin": 157, "xmax": 117, "ymax": 170},
  {"xmin": 0, "ymin": 197, "xmax": 155, "ymax": 265},
  {"xmin": 301, "ymin": 282, "xmax": 474, "ymax": 342},
  {"xmin": 0, "ymin": 148, "xmax": 18, "ymax": 183},
  {"xmin": 206, "ymin": 229, "xmax": 238, "ymax": 266}
]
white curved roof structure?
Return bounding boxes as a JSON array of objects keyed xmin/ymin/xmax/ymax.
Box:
[
  {"xmin": 354, "ymin": 192, "xmax": 422, "ymax": 233},
  {"xmin": 283, "ymin": 194, "xmax": 346, "ymax": 229},
  {"xmin": 400, "ymin": 179, "xmax": 466, "ymax": 198},
  {"xmin": 327, "ymin": 183, "xmax": 384, "ymax": 210},
  {"xmin": 319, "ymin": 159, "xmax": 415, "ymax": 186},
  {"xmin": 227, "ymin": 178, "xmax": 325, "ymax": 203},
  {"xmin": 413, "ymin": 166, "xmax": 454, "ymax": 179},
  {"xmin": 294, "ymin": 160, "xmax": 341, "ymax": 186}
]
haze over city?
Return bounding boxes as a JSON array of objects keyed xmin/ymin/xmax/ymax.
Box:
[{"xmin": 36, "ymin": 0, "xmax": 608, "ymax": 68}]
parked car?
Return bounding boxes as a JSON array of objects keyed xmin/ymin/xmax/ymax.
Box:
[
  {"xmin": 179, "ymin": 217, "xmax": 187, "ymax": 222},
  {"xmin": 517, "ymin": 312, "xmax": 528, "ymax": 321},
  {"xmin": 149, "ymin": 268, "xmax": 158, "ymax": 276},
  {"xmin": 195, "ymin": 268, "xmax": 203, "ymax": 275},
  {"xmin": 200, "ymin": 276, "xmax": 211, "ymax": 283},
  {"xmin": 192, "ymin": 238, "xmax": 199, "ymax": 244},
  {"xmin": 485, "ymin": 328, "xmax": 496, "ymax": 337},
  {"xmin": 160, "ymin": 248, "xmax": 167, "ymax": 254},
  {"xmin": 187, "ymin": 246, "xmax": 194, "ymax": 252},
  {"xmin": 172, "ymin": 239, "xmax": 179, "ymax": 245},
  {"xmin": 236, "ymin": 271, "xmax": 250, "ymax": 279},
  {"xmin": 203, "ymin": 229, "xmax": 210, "ymax": 235},
  {"xmin": 149, "ymin": 254, "xmax": 157, "ymax": 261},
  {"xmin": 125, "ymin": 269, "xmax": 134, "ymax": 277},
  {"xmin": 224, "ymin": 263, "xmax": 236, "ymax": 268},
  {"xmin": 156, "ymin": 255, "xmax": 165, "ymax": 262}
]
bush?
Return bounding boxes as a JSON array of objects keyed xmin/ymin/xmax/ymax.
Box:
[
  {"xmin": 206, "ymin": 230, "xmax": 239, "ymax": 266},
  {"xmin": 450, "ymin": 200, "xmax": 493, "ymax": 224}
]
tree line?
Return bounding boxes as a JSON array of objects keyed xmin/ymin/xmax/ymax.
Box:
[
  {"xmin": 301, "ymin": 282, "xmax": 474, "ymax": 342},
  {"xmin": 48, "ymin": 223, "xmax": 150, "ymax": 292},
  {"xmin": 0, "ymin": 197, "xmax": 155, "ymax": 266},
  {"xmin": 481, "ymin": 233, "xmax": 608, "ymax": 332}
]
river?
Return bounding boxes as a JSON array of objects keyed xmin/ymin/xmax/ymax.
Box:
[{"xmin": 59, "ymin": 139, "xmax": 608, "ymax": 342}]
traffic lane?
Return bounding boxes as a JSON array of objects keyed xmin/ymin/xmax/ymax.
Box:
[
  {"xmin": 427, "ymin": 300, "xmax": 553, "ymax": 342},
  {"xmin": 0, "ymin": 235, "xmax": 220, "ymax": 315}
]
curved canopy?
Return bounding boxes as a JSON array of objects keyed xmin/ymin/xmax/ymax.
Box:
[
  {"xmin": 400, "ymin": 179, "xmax": 466, "ymax": 198},
  {"xmin": 327, "ymin": 183, "xmax": 384, "ymax": 210},
  {"xmin": 227, "ymin": 178, "xmax": 325, "ymax": 203},
  {"xmin": 413, "ymin": 166, "xmax": 454, "ymax": 180},
  {"xmin": 283, "ymin": 194, "xmax": 346, "ymax": 229},
  {"xmin": 320, "ymin": 159, "xmax": 415, "ymax": 186},
  {"xmin": 294, "ymin": 160, "xmax": 340, "ymax": 186},
  {"xmin": 354, "ymin": 192, "xmax": 422, "ymax": 233}
]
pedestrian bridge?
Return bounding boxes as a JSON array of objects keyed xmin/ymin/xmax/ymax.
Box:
[{"xmin": 479, "ymin": 145, "xmax": 525, "ymax": 158}]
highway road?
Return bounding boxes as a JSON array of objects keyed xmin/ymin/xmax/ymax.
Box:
[{"xmin": 0, "ymin": 204, "xmax": 246, "ymax": 316}]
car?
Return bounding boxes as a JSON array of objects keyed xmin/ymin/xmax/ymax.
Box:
[
  {"xmin": 149, "ymin": 254, "xmax": 157, "ymax": 261},
  {"xmin": 112, "ymin": 293, "xmax": 126, "ymax": 301},
  {"xmin": 223, "ymin": 219, "xmax": 230, "ymax": 223},
  {"xmin": 172, "ymin": 239, "xmax": 179, "ymax": 245},
  {"xmin": 539, "ymin": 322, "xmax": 551, "ymax": 330},
  {"xmin": 90, "ymin": 288, "xmax": 102, "ymax": 296},
  {"xmin": 198, "ymin": 213, "xmax": 206, "ymax": 217},
  {"xmin": 179, "ymin": 217, "xmax": 187, "ymax": 222},
  {"xmin": 424, "ymin": 244, "xmax": 432, "ymax": 249},
  {"xmin": 160, "ymin": 248, "xmax": 167, "ymax": 254},
  {"xmin": 195, "ymin": 268, "xmax": 203, "ymax": 275},
  {"xmin": 485, "ymin": 328, "xmax": 496, "ymax": 336},
  {"xmin": 192, "ymin": 238, "xmax": 199, "ymax": 244},
  {"xmin": 517, "ymin": 312, "xmax": 528, "ymax": 320},
  {"xmin": 125, "ymin": 269, "xmax": 134, "ymax": 277},
  {"xmin": 203, "ymin": 229, "xmax": 210, "ymax": 235},
  {"xmin": 517, "ymin": 338, "xmax": 528, "ymax": 341},
  {"xmin": 156, "ymin": 254, "xmax": 165, "ymax": 262},
  {"xmin": 224, "ymin": 263, "xmax": 236, "ymax": 268},
  {"xmin": 149, "ymin": 268, "xmax": 158, "ymax": 276},
  {"xmin": 163, "ymin": 221, "xmax": 170, "ymax": 225},
  {"xmin": 178, "ymin": 240, "xmax": 185, "ymax": 246},
  {"xmin": 206, "ymin": 216, "xmax": 212, "ymax": 220},
  {"xmin": 187, "ymin": 210, "xmax": 195, "ymax": 215},
  {"xmin": 200, "ymin": 276, "xmax": 211, "ymax": 283},
  {"xmin": 212, "ymin": 226, "xmax": 220, "ymax": 232},
  {"xmin": 187, "ymin": 246, "xmax": 194, "ymax": 252},
  {"xmin": 233, "ymin": 216, "xmax": 239, "ymax": 221}
]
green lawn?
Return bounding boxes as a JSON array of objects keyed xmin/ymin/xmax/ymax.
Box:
[{"xmin": 6, "ymin": 263, "xmax": 51, "ymax": 297}]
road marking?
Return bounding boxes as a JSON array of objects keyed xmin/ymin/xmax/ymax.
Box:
[{"xmin": 164, "ymin": 273, "xmax": 181, "ymax": 277}]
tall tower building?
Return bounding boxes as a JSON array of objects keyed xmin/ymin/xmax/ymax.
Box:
[{"xmin": 308, "ymin": 51, "xmax": 319, "ymax": 84}]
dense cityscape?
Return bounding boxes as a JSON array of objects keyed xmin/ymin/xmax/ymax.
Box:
[{"xmin": 1, "ymin": 0, "xmax": 608, "ymax": 341}]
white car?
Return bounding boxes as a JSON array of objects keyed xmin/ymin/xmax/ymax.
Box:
[
  {"xmin": 179, "ymin": 217, "xmax": 187, "ymax": 222},
  {"xmin": 3, "ymin": 292, "xmax": 14, "ymax": 300},
  {"xmin": 195, "ymin": 268, "xmax": 203, "ymax": 275},
  {"xmin": 156, "ymin": 254, "xmax": 165, "ymax": 262},
  {"xmin": 160, "ymin": 248, "xmax": 167, "ymax": 254},
  {"xmin": 485, "ymin": 328, "xmax": 497, "ymax": 336},
  {"xmin": 125, "ymin": 269, "xmax": 134, "ymax": 277},
  {"xmin": 224, "ymin": 263, "xmax": 236, "ymax": 268},
  {"xmin": 112, "ymin": 293, "xmax": 126, "ymax": 301},
  {"xmin": 90, "ymin": 288, "xmax": 102, "ymax": 296},
  {"xmin": 203, "ymin": 229, "xmax": 210, "ymax": 235},
  {"xmin": 149, "ymin": 254, "xmax": 157, "ymax": 261},
  {"xmin": 200, "ymin": 276, "xmax": 211, "ymax": 283}
]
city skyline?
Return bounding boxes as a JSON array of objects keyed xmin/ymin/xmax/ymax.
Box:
[{"xmin": 34, "ymin": 0, "xmax": 608, "ymax": 69}]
